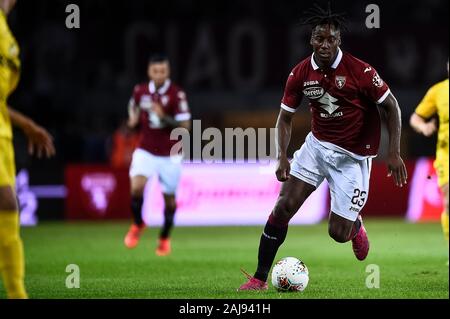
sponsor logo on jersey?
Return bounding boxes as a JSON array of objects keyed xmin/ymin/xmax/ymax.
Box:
[
  {"xmin": 372, "ymin": 73, "xmax": 384, "ymax": 88},
  {"xmin": 318, "ymin": 92, "xmax": 340, "ymax": 114},
  {"xmin": 303, "ymin": 86, "xmax": 324, "ymax": 100},
  {"xmin": 320, "ymin": 111, "xmax": 343, "ymax": 118},
  {"xmin": 364, "ymin": 67, "xmax": 372, "ymax": 73},
  {"xmin": 335, "ymin": 75, "xmax": 346, "ymax": 89},
  {"xmin": 303, "ymin": 80, "xmax": 319, "ymax": 86}
]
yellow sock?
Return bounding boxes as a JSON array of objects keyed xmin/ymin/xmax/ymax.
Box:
[
  {"xmin": 442, "ymin": 211, "xmax": 449, "ymax": 243},
  {"xmin": 0, "ymin": 211, "xmax": 28, "ymax": 299}
]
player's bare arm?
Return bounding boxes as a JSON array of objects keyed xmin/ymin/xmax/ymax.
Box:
[
  {"xmin": 378, "ymin": 93, "xmax": 407, "ymax": 187},
  {"xmin": 409, "ymin": 113, "xmax": 437, "ymax": 137},
  {"xmin": 275, "ymin": 109, "xmax": 294, "ymax": 182},
  {"xmin": 7, "ymin": 107, "xmax": 55, "ymax": 158}
]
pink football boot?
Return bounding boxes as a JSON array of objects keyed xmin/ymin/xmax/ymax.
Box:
[
  {"xmin": 155, "ymin": 238, "xmax": 171, "ymax": 256},
  {"xmin": 237, "ymin": 269, "xmax": 268, "ymax": 291},
  {"xmin": 352, "ymin": 215, "xmax": 370, "ymax": 261},
  {"xmin": 124, "ymin": 224, "xmax": 145, "ymax": 249}
]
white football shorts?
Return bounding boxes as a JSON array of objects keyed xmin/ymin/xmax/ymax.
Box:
[
  {"xmin": 290, "ymin": 133, "xmax": 372, "ymax": 221},
  {"xmin": 129, "ymin": 148, "xmax": 182, "ymax": 194}
]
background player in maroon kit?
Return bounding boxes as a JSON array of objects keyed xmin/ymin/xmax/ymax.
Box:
[
  {"xmin": 124, "ymin": 54, "xmax": 191, "ymax": 256},
  {"xmin": 239, "ymin": 5, "xmax": 408, "ymax": 290}
]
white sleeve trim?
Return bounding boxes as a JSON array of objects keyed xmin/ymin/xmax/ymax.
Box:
[
  {"xmin": 376, "ymin": 89, "xmax": 391, "ymax": 104},
  {"xmin": 281, "ymin": 103, "xmax": 297, "ymax": 113},
  {"xmin": 175, "ymin": 113, "xmax": 192, "ymax": 121}
]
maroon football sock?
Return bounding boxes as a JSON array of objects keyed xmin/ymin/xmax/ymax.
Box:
[
  {"xmin": 160, "ymin": 207, "xmax": 176, "ymax": 239},
  {"xmin": 254, "ymin": 214, "xmax": 289, "ymax": 282},
  {"xmin": 131, "ymin": 196, "xmax": 144, "ymax": 227}
]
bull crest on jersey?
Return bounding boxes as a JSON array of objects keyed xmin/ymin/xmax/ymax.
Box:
[{"xmin": 335, "ymin": 76, "xmax": 346, "ymax": 89}]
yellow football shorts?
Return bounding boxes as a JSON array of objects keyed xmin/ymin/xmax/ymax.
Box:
[
  {"xmin": 0, "ymin": 137, "xmax": 15, "ymax": 187},
  {"xmin": 435, "ymin": 147, "xmax": 449, "ymax": 188}
]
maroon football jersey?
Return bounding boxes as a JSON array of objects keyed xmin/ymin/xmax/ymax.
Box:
[
  {"xmin": 281, "ymin": 48, "xmax": 390, "ymax": 157},
  {"xmin": 130, "ymin": 80, "xmax": 191, "ymax": 156}
]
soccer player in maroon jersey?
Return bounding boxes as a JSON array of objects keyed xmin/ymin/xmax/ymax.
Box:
[
  {"xmin": 124, "ymin": 54, "xmax": 191, "ymax": 256},
  {"xmin": 239, "ymin": 5, "xmax": 408, "ymax": 290}
]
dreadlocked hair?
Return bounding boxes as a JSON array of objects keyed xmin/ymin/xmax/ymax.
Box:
[{"xmin": 299, "ymin": 2, "xmax": 348, "ymax": 33}]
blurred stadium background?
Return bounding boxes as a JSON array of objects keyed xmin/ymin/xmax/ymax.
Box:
[{"xmin": 8, "ymin": 0, "xmax": 447, "ymax": 224}]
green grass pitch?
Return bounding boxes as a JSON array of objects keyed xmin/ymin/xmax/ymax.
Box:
[{"xmin": 1, "ymin": 219, "xmax": 448, "ymax": 299}]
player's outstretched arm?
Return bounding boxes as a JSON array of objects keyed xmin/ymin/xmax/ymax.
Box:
[
  {"xmin": 8, "ymin": 107, "xmax": 56, "ymax": 158},
  {"xmin": 378, "ymin": 93, "xmax": 407, "ymax": 187},
  {"xmin": 409, "ymin": 113, "xmax": 437, "ymax": 137},
  {"xmin": 275, "ymin": 109, "xmax": 294, "ymax": 182}
]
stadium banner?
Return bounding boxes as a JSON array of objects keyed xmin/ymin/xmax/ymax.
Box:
[
  {"xmin": 142, "ymin": 163, "xmax": 328, "ymax": 226},
  {"xmin": 406, "ymin": 158, "xmax": 444, "ymax": 222},
  {"xmin": 65, "ymin": 165, "xmax": 131, "ymax": 220},
  {"xmin": 64, "ymin": 162, "xmax": 328, "ymax": 224},
  {"xmin": 63, "ymin": 159, "xmax": 442, "ymax": 224}
]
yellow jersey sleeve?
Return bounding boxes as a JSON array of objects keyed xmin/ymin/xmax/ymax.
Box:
[
  {"xmin": 415, "ymin": 83, "xmax": 438, "ymax": 119},
  {"xmin": 0, "ymin": 9, "xmax": 21, "ymax": 139}
]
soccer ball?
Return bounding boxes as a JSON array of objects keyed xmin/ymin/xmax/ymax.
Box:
[{"xmin": 271, "ymin": 257, "xmax": 309, "ymax": 292}]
